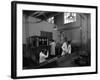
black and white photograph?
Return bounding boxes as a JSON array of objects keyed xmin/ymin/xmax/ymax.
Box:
[
  {"xmin": 11, "ymin": 1, "xmax": 97, "ymax": 79},
  {"xmin": 23, "ymin": 11, "xmax": 91, "ymax": 69}
]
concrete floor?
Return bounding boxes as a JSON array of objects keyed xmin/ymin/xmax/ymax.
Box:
[{"xmin": 56, "ymin": 53, "xmax": 78, "ymax": 68}]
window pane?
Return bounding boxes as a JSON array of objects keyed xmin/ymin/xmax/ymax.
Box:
[{"xmin": 64, "ymin": 12, "xmax": 76, "ymax": 24}]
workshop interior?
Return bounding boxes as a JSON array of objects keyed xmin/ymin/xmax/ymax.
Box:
[{"xmin": 22, "ymin": 10, "xmax": 91, "ymax": 69}]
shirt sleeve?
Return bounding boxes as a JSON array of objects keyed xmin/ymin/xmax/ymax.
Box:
[{"xmin": 40, "ymin": 52, "xmax": 48, "ymax": 58}]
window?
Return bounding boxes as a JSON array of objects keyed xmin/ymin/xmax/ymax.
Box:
[
  {"xmin": 47, "ymin": 17, "xmax": 54, "ymax": 24},
  {"xmin": 64, "ymin": 12, "xmax": 76, "ymax": 24}
]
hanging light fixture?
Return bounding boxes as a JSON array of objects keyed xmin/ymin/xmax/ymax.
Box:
[{"xmin": 67, "ymin": 12, "xmax": 75, "ymax": 19}]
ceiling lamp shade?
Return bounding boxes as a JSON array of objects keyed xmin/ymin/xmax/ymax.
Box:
[{"xmin": 67, "ymin": 13, "xmax": 75, "ymax": 19}]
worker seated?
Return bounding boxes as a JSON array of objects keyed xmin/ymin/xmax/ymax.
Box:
[{"xmin": 39, "ymin": 49, "xmax": 49, "ymax": 63}]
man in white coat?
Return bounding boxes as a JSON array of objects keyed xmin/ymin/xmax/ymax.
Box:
[
  {"xmin": 50, "ymin": 40, "xmax": 56, "ymax": 56},
  {"xmin": 61, "ymin": 38, "xmax": 68, "ymax": 56},
  {"xmin": 39, "ymin": 49, "xmax": 49, "ymax": 63}
]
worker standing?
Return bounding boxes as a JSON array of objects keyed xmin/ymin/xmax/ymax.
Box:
[
  {"xmin": 61, "ymin": 37, "xmax": 68, "ymax": 56},
  {"xmin": 50, "ymin": 40, "xmax": 56, "ymax": 57}
]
